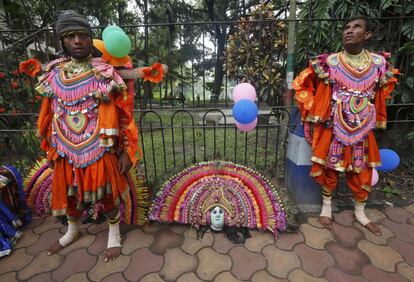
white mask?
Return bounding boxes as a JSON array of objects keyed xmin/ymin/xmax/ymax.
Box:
[{"xmin": 210, "ymin": 206, "xmax": 224, "ymax": 231}]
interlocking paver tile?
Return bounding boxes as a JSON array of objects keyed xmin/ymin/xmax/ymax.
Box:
[
  {"xmin": 251, "ymin": 270, "xmax": 288, "ymax": 282},
  {"xmin": 30, "ymin": 272, "xmax": 53, "ymax": 282},
  {"xmin": 0, "ymin": 248, "xmax": 33, "ymax": 274},
  {"xmin": 326, "ymin": 241, "xmax": 369, "ymax": 274},
  {"xmin": 307, "ymin": 217, "xmax": 324, "ymax": 228},
  {"xmin": 196, "ymin": 247, "xmax": 231, "ymax": 280},
  {"xmin": 14, "ymin": 229, "xmax": 39, "ymax": 249},
  {"xmin": 287, "ymin": 269, "xmax": 327, "ymax": 281},
  {"xmin": 358, "ymin": 240, "xmax": 403, "ymax": 271},
  {"xmin": 33, "ymin": 216, "xmax": 61, "ymax": 234},
  {"xmin": 214, "ymin": 271, "xmax": 240, "ymax": 282},
  {"xmin": 160, "ymin": 247, "xmax": 197, "ymax": 281},
  {"xmin": 169, "ymin": 223, "xmax": 189, "ymax": 234},
  {"xmin": 244, "ymin": 230, "xmax": 274, "ymax": 252},
  {"xmin": 405, "ymin": 204, "xmax": 414, "ymax": 215},
  {"xmin": 177, "ymin": 272, "xmax": 203, "ymax": 282},
  {"xmin": 333, "ymin": 210, "xmax": 354, "ymax": 226},
  {"xmin": 59, "ymin": 233, "xmax": 96, "ymax": 255},
  {"xmin": 382, "ymin": 219, "xmax": 414, "ymax": 243},
  {"xmin": 396, "ymin": 262, "xmax": 414, "ymax": 281},
  {"xmin": 181, "ymin": 228, "xmax": 214, "ymax": 254},
  {"xmin": 123, "ymin": 248, "xmax": 163, "ymax": 281},
  {"xmin": 17, "ymin": 251, "xmax": 64, "ymax": 281},
  {"xmin": 365, "ymin": 208, "xmax": 387, "ymax": 223},
  {"xmin": 331, "ymin": 222, "xmax": 363, "ymax": 247},
  {"xmin": 353, "ymin": 222, "xmax": 393, "ymax": 245},
  {"xmin": 262, "ymin": 245, "xmax": 300, "ymax": 278},
  {"xmin": 22, "ymin": 216, "xmax": 45, "ymax": 230},
  {"xmin": 141, "ymin": 222, "xmax": 163, "ymax": 234},
  {"xmin": 384, "ymin": 207, "xmax": 413, "ymax": 223},
  {"xmin": 140, "ymin": 273, "xmax": 165, "ymax": 282},
  {"xmin": 324, "ymin": 267, "xmax": 366, "ymax": 282},
  {"xmin": 212, "ymin": 232, "xmax": 235, "ymax": 254},
  {"xmin": 102, "ymin": 272, "xmax": 127, "ymax": 282},
  {"xmin": 300, "ymin": 223, "xmax": 335, "ymax": 249},
  {"xmin": 0, "ymin": 272, "xmax": 18, "ymax": 282},
  {"xmin": 87, "ymin": 222, "xmax": 108, "ymax": 235},
  {"xmin": 64, "ymin": 272, "xmax": 89, "ymax": 282},
  {"xmin": 52, "ymin": 249, "xmax": 97, "ymax": 281},
  {"xmin": 121, "ymin": 228, "xmax": 153, "ymax": 255},
  {"xmin": 88, "ymin": 254, "xmax": 130, "ymax": 281},
  {"xmin": 362, "ymin": 264, "xmax": 409, "ymax": 282},
  {"xmin": 149, "ymin": 227, "xmax": 184, "ymax": 255},
  {"xmin": 229, "ymin": 246, "xmax": 266, "ymax": 280},
  {"xmin": 294, "ymin": 243, "xmax": 335, "ymax": 277},
  {"xmin": 274, "ymin": 232, "xmax": 304, "ymax": 250},
  {"xmin": 389, "ymin": 238, "xmax": 414, "ymax": 265},
  {"xmin": 26, "ymin": 228, "xmax": 61, "ymax": 255},
  {"xmin": 87, "ymin": 230, "xmax": 107, "ymax": 255}
]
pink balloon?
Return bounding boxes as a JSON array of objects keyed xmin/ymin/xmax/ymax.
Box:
[
  {"xmin": 236, "ymin": 117, "xmax": 258, "ymax": 132},
  {"xmin": 232, "ymin": 83, "xmax": 256, "ymax": 102},
  {"xmin": 371, "ymin": 168, "xmax": 379, "ymax": 186}
]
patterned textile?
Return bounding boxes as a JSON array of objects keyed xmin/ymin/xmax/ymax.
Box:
[{"xmin": 149, "ymin": 161, "xmax": 286, "ymax": 237}]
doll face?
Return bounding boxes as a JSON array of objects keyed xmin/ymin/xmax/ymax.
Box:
[{"xmin": 210, "ymin": 206, "xmax": 225, "ymax": 231}]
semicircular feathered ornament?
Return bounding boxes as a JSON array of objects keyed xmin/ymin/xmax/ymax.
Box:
[
  {"xmin": 24, "ymin": 158, "xmax": 150, "ymax": 225},
  {"xmin": 149, "ymin": 161, "xmax": 287, "ymax": 237}
]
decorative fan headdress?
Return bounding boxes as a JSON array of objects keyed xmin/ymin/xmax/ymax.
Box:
[
  {"xmin": 149, "ymin": 161, "xmax": 286, "ymax": 237},
  {"xmin": 24, "ymin": 158, "xmax": 150, "ymax": 225}
]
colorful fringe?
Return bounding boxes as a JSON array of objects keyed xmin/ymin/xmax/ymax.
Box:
[
  {"xmin": 149, "ymin": 161, "xmax": 287, "ymax": 237},
  {"xmin": 24, "ymin": 158, "xmax": 151, "ymax": 225}
]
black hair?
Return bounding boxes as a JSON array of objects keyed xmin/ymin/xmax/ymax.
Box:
[{"xmin": 343, "ymin": 16, "xmax": 374, "ymax": 33}]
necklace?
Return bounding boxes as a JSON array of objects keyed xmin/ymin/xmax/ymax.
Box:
[{"xmin": 341, "ymin": 50, "xmax": 371, "ymax": 72}]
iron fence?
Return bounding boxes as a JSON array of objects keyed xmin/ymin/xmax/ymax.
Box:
[
  {"xmin": 0, "ymin": 16, "xmax": 413, "ymax": 110},
  {"xmin": 0, "ymin": 10, "xmax": 413, "ymax": 190}
]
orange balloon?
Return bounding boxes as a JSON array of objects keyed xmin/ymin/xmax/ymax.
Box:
[
  {"xmin": 108, "ymin": 55, "xmax": 133, "ymax": 67},
  {"xmin": 92, "ymin": 39, "xmax": 111, "ymax": 61}
]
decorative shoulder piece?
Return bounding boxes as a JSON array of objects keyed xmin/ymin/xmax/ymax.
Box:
[
  {"xmin": 309, "ymin": 54, "xmax": 330, "ymax": 82},
  {"xmin": 371, "ymin": 53, "xmax": 384, "ymax": 66},
  {"xmin": 326, "ymin": 53, "xmax": 339, "ymax": 66}
]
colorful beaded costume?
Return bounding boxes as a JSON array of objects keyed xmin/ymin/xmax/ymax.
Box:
[
  {"xmin": 293, "ymin": 50, "xmax": 398, "ymax": 199},
  {"xmin": 149, "ymin": 161, "xmax": 286, "ymax": 237}
]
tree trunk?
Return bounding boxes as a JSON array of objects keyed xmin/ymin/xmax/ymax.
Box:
[
  {"xmin": 212, "ymin": 29, "xmax": 225, "ymax": 102},
  {"xmin": 205, "ymin": 0, "xmax": 227, "ymax": 102}
]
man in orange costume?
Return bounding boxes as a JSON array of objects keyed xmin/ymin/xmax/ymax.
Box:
[
  {"xmin": 36, "ymin": 11, "xmax": 138, "ymax": 261},
  {"xmin": 293, "ymin": 17, "xmax": 398, "ymax": 236}
]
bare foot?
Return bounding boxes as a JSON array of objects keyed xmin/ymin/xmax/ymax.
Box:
[
  {"xmin": 365, "ymin": 222, "xmax": 382, "ymax": 236},
  {"xmin": 319, "ymin": 216, "xmax": 333, "ymax": 230},
  {"xmin": 47, "ymin": 233, "xmax": 81, "ymax": 255},
  {"xmin": 104, "ymin": 247, "xmax": 121, "ymax": 262}
]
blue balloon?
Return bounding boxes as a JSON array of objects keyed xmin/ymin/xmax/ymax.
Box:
[
  {"xmin": 232, "ymin": 99, "xmax": 258, "ymax": 124},
  {"xmin": 377, "ymin": 149, "xmax": 400, "ymax": 172}
]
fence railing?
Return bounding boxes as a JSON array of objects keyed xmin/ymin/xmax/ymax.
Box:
[{"xmin": 0, "ymin": 16, "xmax": 413, "ymax": 111}]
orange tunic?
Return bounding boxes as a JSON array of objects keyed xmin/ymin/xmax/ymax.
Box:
[
  {"xmin": 292, "ymin": 52, "xmax": 398, "ymax": 199},
  {"xmin": 36, "ymin": 57, "xmax": 139, "ymax": 216}
]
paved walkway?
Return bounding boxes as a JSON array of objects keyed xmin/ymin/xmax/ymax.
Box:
[{"xmin": 1, "ymin": 205, "xmax": 414, "ymax": 281}]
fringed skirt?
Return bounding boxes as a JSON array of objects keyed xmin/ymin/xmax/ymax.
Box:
[{"xmin": 51, "ymin": 152, "xmax": 129, "ymax": 217}]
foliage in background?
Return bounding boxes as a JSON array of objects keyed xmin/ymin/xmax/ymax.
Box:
[{"xmin": 224, "ymin": 3, "xmax": 287, "ymax": 105}]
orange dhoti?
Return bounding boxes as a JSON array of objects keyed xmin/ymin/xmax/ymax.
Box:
[{"xmin": 51, "ymin": 152, "xmax": 130, "ymax": 217}]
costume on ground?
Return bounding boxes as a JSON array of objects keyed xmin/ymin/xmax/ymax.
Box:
[
  {"xmin": 293, "ymin": 50, "xmax": 398, "ymax": 201},
  {"xmin": 36, "ymin": 55, "xmax": 138, "ymax": 218},
  {"xmin": 149, "ymin": 161, "xmax": 286, "ymax": 242}
]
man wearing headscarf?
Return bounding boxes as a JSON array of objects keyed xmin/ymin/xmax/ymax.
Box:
[{"xmin": 36, "ymin": 10, "xmax": 139, "ymax": 262}]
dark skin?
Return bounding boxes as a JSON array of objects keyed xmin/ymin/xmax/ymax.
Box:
[
  {"xmin": 47, "ymin": 31, "xmax": 132, "ymax": 261},
  {"xmin": 319, "ymin": 19, "xmax": 381, "ymax": 237}
]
